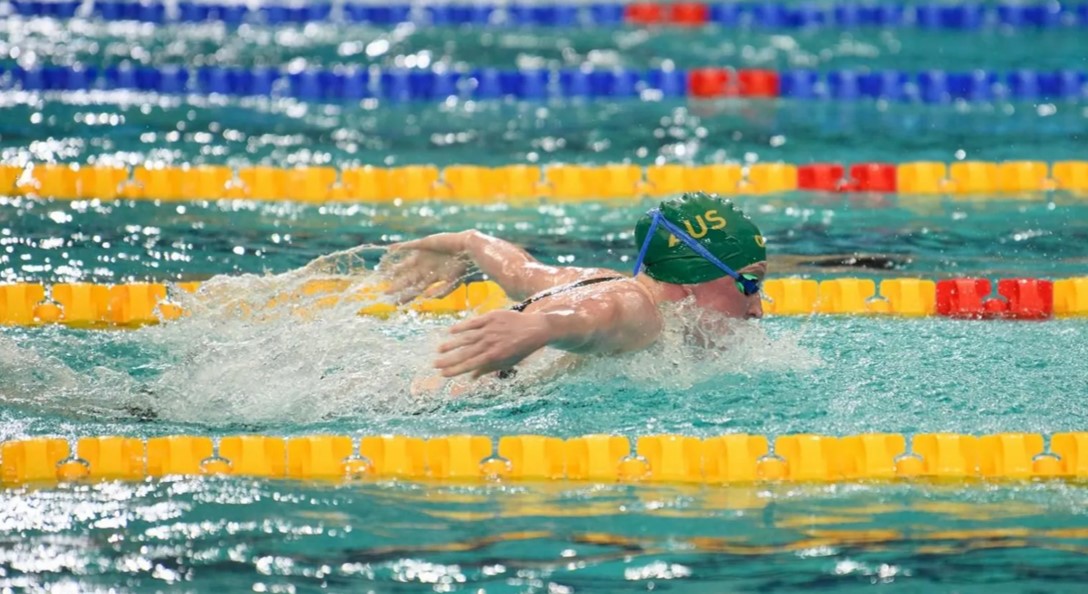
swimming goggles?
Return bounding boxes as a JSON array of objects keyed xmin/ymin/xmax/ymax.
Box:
[{"xmin": 632, "ymin": 208, "xmax": 762, "ymax": 296}]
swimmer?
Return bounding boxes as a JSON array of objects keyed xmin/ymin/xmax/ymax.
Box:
[{"xmin": 382, "ymin": 192, "xmax": 767, "ymax": 380}]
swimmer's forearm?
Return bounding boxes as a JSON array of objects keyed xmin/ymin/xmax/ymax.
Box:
[{"xmin": 460, "ymin": 230, "xmax": 556, "ymax": 300}]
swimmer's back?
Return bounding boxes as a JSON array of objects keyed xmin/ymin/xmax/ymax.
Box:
[{"xmin": 511, "ymin": 275, "xmax": 626, "ymax": 313}]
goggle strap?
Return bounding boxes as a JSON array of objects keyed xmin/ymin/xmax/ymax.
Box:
[{"xmin": 631, "ymin": 209, "xmax": 662, "ymax": 276}]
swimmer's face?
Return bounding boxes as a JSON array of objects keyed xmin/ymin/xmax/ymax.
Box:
[{"xmin": 688, "ymin": 262, "xmax": 766, "ymax": 320}]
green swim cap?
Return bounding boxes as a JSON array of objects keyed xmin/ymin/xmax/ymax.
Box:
[{"xmin": 634, "ymin": 192, "xmax": 766, "ymax": 285}]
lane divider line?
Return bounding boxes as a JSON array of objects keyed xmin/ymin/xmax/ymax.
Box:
[
  {"xmin": 3, "ymin": 65, "xmax": 1087, "ymax": 103},
  {"xmin": 3, "ymin": 432, "xmax": 1085, "ymax": 486},
  {"xmin": 3, "ymin": 160, "xmax": 1087, "ymax": 202},
  {"xmin": 1, "ymin": 277, "xmax": 1085, "ymax": 327}
]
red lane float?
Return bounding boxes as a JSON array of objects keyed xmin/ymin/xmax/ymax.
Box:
[
  {"xmin": 937, "ymin": 278, "xmax": 1054, "ymax": 320},
  {"xmin": 798, "ymin": 164, "xmax": 845, "ymax": 191},
  {"xmin": 739, "ymin": 69, "xmax": 780, "ymax": 97},
  {"xmin": 624, "ymin": 2, "xmax": 710, "ymax": 26},
  {"xmin": 997, "ymin": 279, "xmax": 1053, "ymax": 320},
  {"xmin": 937, "ymin": 279, "xmax": 992, "ymax": 318},
  {"xmin": 669, "ymin": 2, "xmax": 710, "ymax": 25},
  {"xmin": 689, "ymin": 68, "xmax": 730, "ymax": 97},
  {"xmin": 847, "ymin": 163, "xmax": 898, "ymax": 193},
  {"xmin": 624, "ymin": 2, "xmax": 664, "ymax": 24},
  {"xmin": 688, "ymin": 68, "xmax": 782, "ymax": 98}
]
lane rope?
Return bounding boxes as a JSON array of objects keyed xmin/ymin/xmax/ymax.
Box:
[
  {"xmin": 3, "ymin": 160, "xmax": 1088, "ymax": 203},
  {"xmin": 2, "ymin": 432, "xmax": 1086, "ymax": 486},
  {"xmin": 1, "ymin": 277, "xmax": 1085, "ymax": 326},
  {"xmin": 3, "ymin": 64, "xmax": 1086, "ymax": 102}
]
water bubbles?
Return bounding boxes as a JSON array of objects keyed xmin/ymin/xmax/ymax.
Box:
[
  {"xmin": 47, "ymin": 210, "xmax": 72, "ymax": 224},
  {"xmin": 365, "ymin": 39, "xmax": 390, "ymax": 57}
]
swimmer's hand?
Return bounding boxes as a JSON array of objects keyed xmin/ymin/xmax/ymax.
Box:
[
  {"xmin": 435, "ymin": 310, "xmax": 549, "ymax": 379},
  {"xmin": 383, "ymin": 232, "xmax": 472, "ymax": 304}
]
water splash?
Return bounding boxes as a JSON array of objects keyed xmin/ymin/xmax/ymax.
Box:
[{"xmin": 0, "ymin": 246, "xmax": 817, "ymax": 429}]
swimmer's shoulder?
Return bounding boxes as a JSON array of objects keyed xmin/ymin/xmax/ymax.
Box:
[
  {"xmin": 546, "ymin": 268, "xmax": 660, "ymax": 315},
  {"xmin": 587, "ymin": 274, "xmax": 664, "ymax": 351},
  {"xmin": 526, "ymin": 270, "xmax": 663, "ymax": 352}
]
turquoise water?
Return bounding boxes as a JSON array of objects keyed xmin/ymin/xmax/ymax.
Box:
[
  {"xmin": 3, "ymin": 99, "xmax": 1087, "ymax": 167},
  {"xmin": 3, "ymin": 304, "xmax": 1088, "ymax": 436},
  {"xmin": 1, "ymin": 22, "xmax": 1087, "ymax": 167},
  {"xmin": 3, "ymin": 194, "xmax": 1088, "ymax": 591},
  {"xmin": 5, "ymin": 479, "xmax": 1088, "ymax": 593},
  {"xmin": 4, "ymin": 19, "xmax": 1087, "ymax": 71},
  {"xmin": 4, "ymin": 194, "xmax": 1088, "ymax": 284},
  {"xmin": 4, "ymin": 15, "xmax": 1088, "ymax": 593}
]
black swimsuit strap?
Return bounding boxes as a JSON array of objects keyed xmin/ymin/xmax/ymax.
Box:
[{"xmin": 510, "ymin": 276, "xmax": 625, "ymax": 313}]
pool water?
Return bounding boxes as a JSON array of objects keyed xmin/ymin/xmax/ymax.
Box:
[
  {"xmin": 5, "ymin": 478, "xmax": 1088, "ymax": 593},
  {"xmin": 3, "ymin": 10, "xmax": 1088, "ymax": 593},
  {"xmin": 2, "ymin": 21, "xmax": 1087, "ymax": 167},
  {"xmin": 4, "ymin": 194, "xmax": 1088, "ymax": 592},
  {"xmin": 5, "ymin": 194, "xmax": 1088, "ymax": 284}
]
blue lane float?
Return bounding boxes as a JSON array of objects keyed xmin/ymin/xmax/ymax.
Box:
[
  {"xmin": 1, "ymin": 64, "xmax": 1086, "ymax": 104},
  {"xmin": 5, "ymin": 1, "xmax": 1088, "ymax": 29}
]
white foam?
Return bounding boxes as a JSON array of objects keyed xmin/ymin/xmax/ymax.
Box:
[
  {"xmin": 515, "ymin": 313, "xmax": 813, "ymax": 395},
  {"xmin": 0, "ymin": 246, "xmax": 819, "ymax": 427}
]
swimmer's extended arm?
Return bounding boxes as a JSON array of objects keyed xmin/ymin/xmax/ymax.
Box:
[
  {"xmin": 462, "ymin": 230, "xmax": 571, "ymax": 299},
  {"xmin": 435, "ymin": 285, "xmax": 662, "ymax": 378},
  {"xmin": 388, "ymin": 230, "xmax": 614, "ymax": 301}
]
